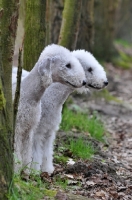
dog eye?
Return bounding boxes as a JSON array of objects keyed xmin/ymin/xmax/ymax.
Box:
[
  {"xmin": 88, "ymin": 67, "xmax": 93, "ymax": 72},
  {"xmin": 66, "ymin": 63, "xmax": 71, "ymax": 69}
]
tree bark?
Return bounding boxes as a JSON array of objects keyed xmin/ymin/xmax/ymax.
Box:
[
  {"xmin": 50, "ymin": 0, "xmax": 64, "ymax": 44},
  {"xmin": 77, "ymin": 0, "xmax": 94, "ymax": 52},
  {"xmin": 13, "ymin": 49, "xmax": 22, "ymax": 134},
  {"xmin": 94, "ymin": 0, "xmax": 119, "ymax": 61},
  {"xmin": 115, "ymin": 0, "xmax": 132, "ymax": 43},
  {"xmin": 23, "ymin": 0, "xmax": 46, "ymax": 71},
  {"xmin": 13, "ymin": 0, "xmax": 26, "ymax": 67},
  {"xmin": 45, "ymin": 0, "xmax": 52, "ymax": 45},
  {"xmin": 58, "ymin": 0, "xmax": 82, "ymax": 50},
  {"xmin": 0, "ymin": 0, "xmax": 19, "ymax": 198}
]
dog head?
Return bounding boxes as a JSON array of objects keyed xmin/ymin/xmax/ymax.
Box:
[
  {"xmin": 72, "ymin": 50, "xmax": 108, "ymax": 92},
  {"xmin": 38, "ymin": 44, "xmax": 86, "ymax": 88}
]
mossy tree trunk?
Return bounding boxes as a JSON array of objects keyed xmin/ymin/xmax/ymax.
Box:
[
  {"xmin": 77, "ymin": 0, "xmax": 94, "ymax": 52},
  {"xmin": 0, "ymin": 0, "xmax": 19, "ymax": 198},
  {"xmin": 58, "ymin": 0, "xmax": 82, "ymax": 50},
  {"xmin": 94, "ymin": 0, "xmax": 119, "ymax": 61},
  {"xmin": 45, "ymin": 0, "xmax": 52, "ymax": 45},
  {"xmin": 23, "ymin": 0, "xmax": 46, "ymax": 71}
]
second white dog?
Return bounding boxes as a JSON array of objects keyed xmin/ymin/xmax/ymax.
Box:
[{"xmin": 32, "ymin": 50, "xmax": 108, "ymax": 173}]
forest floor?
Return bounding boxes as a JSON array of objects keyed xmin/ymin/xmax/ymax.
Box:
[{"xmin": 39, "ymin": 63, "xmax": 132, "ymax": 200}]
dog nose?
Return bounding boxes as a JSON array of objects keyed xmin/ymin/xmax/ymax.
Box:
[
  {"xmin": 82, "ymin": 80, "xmax": 86, "ymax": 86},
  {"xmin": 104, "ymin": 81, "xmax": 108, "ymax": 86}
]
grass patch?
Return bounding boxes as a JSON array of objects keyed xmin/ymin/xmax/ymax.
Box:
[
  {"xmin": 68, "ymin": 137, "xmax": 95, "ymax": 159},
  {"xmin": 54, "ymin": 176, "xmax": 68, "ymax": 189},
  {"xmin": 115, "ymin": 39, "xmax": 132, "ymax": 48},
  {"xmin": 94, "ymin": 89, "xmax": 122, "ymax": 103},
  {"xmin": 114, "ymin": 53, "xmax": 132, "ymax": 69},
  {"xmin": 54, "ymin": 154, "xmax": 69, "ymax": 164},
  {"xmin": 86, "ymin": 115, "xmax": 105, "ymax": 141},
  {"xmin": 8, "ymin": 173, "xmax": 56, "ymax": 200},
  {"xmin": 54, "ymin": 137, "xmax": 95, "ymax": 161},
  {"xmin": 60, "ymin": 106, "xmax": 105, "ymax": 142},
  {"xmin": 113, "ymin": 40, "xmax": 132, "ymax": 69}
]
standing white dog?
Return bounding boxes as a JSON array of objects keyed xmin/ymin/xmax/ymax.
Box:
[{"xmin": 14, "ymin": 44, "xmax": 86, "ymax": 173}]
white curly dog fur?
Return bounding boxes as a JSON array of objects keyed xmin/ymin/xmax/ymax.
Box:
[
  {"xmin": 13, "ymin": 44, "xmax": 86, "ymax": 173},
  {"xmin": 13, "ymin": 49, "xmax": 108, "ymax": 174}
]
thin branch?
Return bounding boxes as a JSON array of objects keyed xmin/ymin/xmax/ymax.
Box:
[{"xmin": 13, "ymin": 48, "xmax": 22, "ymax": 148}]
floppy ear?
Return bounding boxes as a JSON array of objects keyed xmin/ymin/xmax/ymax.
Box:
[
  {"xmin": 37, "ymin": 58, "xmax": 51, "ymax": 76},
  {"xmin": 51, "ymin": 56, "xmax": 61, "ymax": 65}
]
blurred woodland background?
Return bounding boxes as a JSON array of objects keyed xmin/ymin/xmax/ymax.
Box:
[
  {"xmin": 13, "ymin": 0, "xmax": 132, "ymax": 68},
  {"xmin": 0, "ymin": 0, "xmax": 132, "ymax": 199}
]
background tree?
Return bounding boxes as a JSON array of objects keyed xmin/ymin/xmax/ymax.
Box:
[
  {"xmin": 23, "ymin": 0, "xmax": 46, "ymax": 71},
  {"xmin": 77, "ymin": 0, "xmax": 94, "ymax": 52},
  {"xmin": 0, "ymin": 0, "xmax": 19, "ymax": 198},
  {"xmin": 50, "ymin": 0, "xmax": 64, "ymax": 44},
  {"xmin": 45, "ymin": 0, "xmax": 52, "ymax": 45},
  {"xmin": 93, "ymin": 0, "xmax": 119, "ymax": 61},
  {"xmin": 13, "ymin": 0, "xmax": 26, "ymax": 67},
  {"xmin": 115, "ymin": 0, "xmax": 132, "ymax": 43},
  {"xmin": 58, "ymin": 0, "xmax": 82, "ymax": 50},
  {"xmin": 50, "ymin": 0, "xmax": 94, "ymax": 52}
]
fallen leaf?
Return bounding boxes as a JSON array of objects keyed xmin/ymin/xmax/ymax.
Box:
[
  {"xmin": 67, "ymin": 158, "xmax": 75, "ymax": 165},
  {"xmin": 86, "ymin": 181, "xmax": 95, "ymax": 186}
]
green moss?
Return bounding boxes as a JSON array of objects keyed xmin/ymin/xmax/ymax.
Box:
[
  {"xmin": 23, "ymin": 0, "xmax": 46, "ymax": 71},
  {"xmin": 58, "ymin": 0, "xmax": 82, "ymax": 49},
  {"xmin": 0, "ymin": 88, "xmax": 6, "ymax": 110},
  {"xmin": 0, "ymin": 125, "xmax": 13, "ymax": 199},
  {"xmin": 0, "ymin": 171, "xmax": 8, "ymax": 199},
  {"xmin": 44, "ymin": 189, "xmax": 57, "ymax": 197}
]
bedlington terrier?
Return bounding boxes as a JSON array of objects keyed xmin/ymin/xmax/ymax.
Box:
[
  {"xmin": 14, "ymin": 50, "xmax": 108, "ymax": 173},
  {"xmin": 31, "ymin": 50, "xmax": 108, "ymax": 173},
  {"xmin": 14, "ymin": 44, "xmax": 86, "ymax": 173}
]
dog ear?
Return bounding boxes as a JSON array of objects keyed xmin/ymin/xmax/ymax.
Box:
[
  {"xmin": 37, "ymin": 58, "xmax": 51, "ymax": 76},
  {"xmin": 51, "ymin": 56, "xmax": 61, "ymax": 65}
]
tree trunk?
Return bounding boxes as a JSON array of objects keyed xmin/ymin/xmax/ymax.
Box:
[
  {"xmin": 94, "ymin": 0, "xmax": 119, "ymax": 61},
  {"xmin": 50, "ymin": 0, "xmax": 64, "ymax": 44},
  {"xmin": 45, "ymin": 0, "xmax": 52, "ymax": 45},
  {"xmin": 13, "ymin": 0, "xmax": 26, "ymax": 67},
  {"xmin": 58, "ymin": 0, "xmax": 82, "ymax": 50},
  {"xmin": 23, "ymin": 0, "xmax": 46, "ymax": 71},
  {"xmin": 115, "ymin": 0, "xmax": 132, "ymax": 43},
  {"xmin": 77, "ymin": 0, "xmax": 94, "ymax": 52},
  {"xmin": 0, "ymin": 0, "xmax": 19, "ymax": 198}
]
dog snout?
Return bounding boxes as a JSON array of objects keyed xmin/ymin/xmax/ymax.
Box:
[
  {"xmin": 104, "ymin": 81, "xmax": 108, "ymax": 86},
  {"xmin": 82, "ymin": 80, "xmax": 86, "ymax": 86}
]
